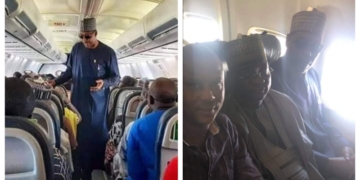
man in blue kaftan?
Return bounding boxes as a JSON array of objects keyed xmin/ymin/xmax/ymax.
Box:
[{"xmin": 49, "ymin": 17, "xmax": 120, "ymax": 179}]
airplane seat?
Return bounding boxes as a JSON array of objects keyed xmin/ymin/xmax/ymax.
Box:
[
  {"xmin": 135, "ymin": 79, "xmax": 141, "ymax": 87},
  {"xmin": 141, "ymin": 105, "xmax": 153, "ymax": 119},
  {"xmin": 260, "ymin": 32, "xmax": 281, "ymax": 64},
  {"xmin": 108, "ymin": 87, "xmax": 121, "ymax": 114},
  {"xmin": 135, "ymin": 100, "xmax": 153, "ymax": 120},
  {"xmin": 155, "ymin": 106, "xmax": 178, "ymax": 180},
  {"xmin": 49, "ymin": 94, "xmax": 64, "ymax": 129},
  {"xmin": 108, "ymin": 87, "xmax": 141, "ymax": 129},
  {"xmin": 122, "ymin": 92, "xmax": 142, "ymax": 132},
  {"xmin": 5, "ymin": 116, "xmax": 54, "ymax": 180},
  {"xmin": 135, "ymin": 100, "xmax": 148, "ymax": 120},
  {"xmin": 32, "ymin": 100, "xmax": 61, "ymax": 149},
  {"xmin": 51, "ymin": 90, "xmax": 65, "ymax": 114}
]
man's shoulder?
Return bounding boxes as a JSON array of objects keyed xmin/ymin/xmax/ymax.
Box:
[
  {"xmin": 266, "ymin": 89, "xmax": 300, "ymax": 113},
  {"xmin": 133, "ymin": 110, "xmax": 165, "ymax": 126},
  {"xmin": 72, "ymin": 42, "xmax": 83, "ymax": 49},
  {"xmin": 214, "ymin": 113, "xmax": 236, "ymax": 132},
  {"xmin": 99, "ymin": 41, "xmax": 116, "ymax": 53},
  {"xmin": 267, "ymin": 89, "xmax": 293, "ymax": 102}
]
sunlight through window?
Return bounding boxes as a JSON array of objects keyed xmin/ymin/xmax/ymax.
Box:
[
  {"xmin": 183, "ymin": 13, "xmax": 220, "ymax": 44},
  {"xmin": 322, "ymin": 40, "xmax": 359, "ymax": 121}
]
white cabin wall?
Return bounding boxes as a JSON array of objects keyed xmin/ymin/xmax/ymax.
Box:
[
  {"xmin": 227, "ymin": 0, "xmax": 301, "ymax": 40},
  {"xmin": 117, "ymin": 57, "xmax": 178, "ymax": 80},
  {"xmin": 39, "ymin": 64, "xmax": 67, "ymax": 75},
  {"xmin": 184, "ymin": 0, "xmax": 221, "ymax": 23},
  {"xmin": 5, "ymin": 55, "xmax": 43, "ymax": 77},
  {"xmin": 183, "ymin": 0, "xmax": 223, "ymax": 42},
  {"xmin": 162, "ymin": 57, "xmax": 178, "ymax": 78}
]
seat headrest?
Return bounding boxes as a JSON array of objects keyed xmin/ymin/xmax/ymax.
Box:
[
  {"xmin": 5, "ymin": 116, "xmax": 54, "ymax": 180},
  {"xmin": 25, "ymin": 78, "xmax": 53, "ymax": 100},
  {"xmin": 155, "ymin": 106, "xmax": 178, "ymax": 180},
  {"xmin": 135, "ymin": 100, "xmax": 149, "ymax": 119},
  {"xmin": 34, "ymin": 100, "xmax": 61, "ymax": 149},
  {"xmin": 260, "ymin": 32, "xmax": 281, "ymax": 64}
]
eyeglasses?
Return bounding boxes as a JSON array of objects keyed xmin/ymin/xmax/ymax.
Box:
[
  {"xmin": 233, "ymin": 67, "xmax": 274, "ymax": 80},
  {"xmin": 79, "ymin": 31, "xmax": 95, "ymax": 39}
]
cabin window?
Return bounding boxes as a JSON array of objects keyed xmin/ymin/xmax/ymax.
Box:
[
  {"xmin": 321, "ymin": 39, "xmax": 358, "ymax": 121},
  {"xmin": 248, "ymin": 27, "xmax": 287, "ymax": 56},
  {"xmin": 184, "ymin": 13, "xmax": 220, "ymax": 44}
]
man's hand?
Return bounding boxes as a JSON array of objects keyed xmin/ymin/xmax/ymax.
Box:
[
  {"xmin": 47, "ymin": 80, "xmax": 56, "ymax": 87},
  {"xmin": 328, "ymin": 157, "xmax": 355, "ymax": 179},
  {"xmin": 90, "ymin": 79, "xmax": 104, "ymax": 91}
]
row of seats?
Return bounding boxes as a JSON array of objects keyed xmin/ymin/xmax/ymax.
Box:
[{"xmin": 5, "ymin": 84, "xmax": 70, "ymax": 180}]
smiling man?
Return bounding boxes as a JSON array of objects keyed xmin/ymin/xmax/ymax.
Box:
[
  {"xmin": 221, "ymin": 34, "xmax": 324, "ymax": 180},
  {"xmin": 271, "ymin": 8, "xmax": 355, "ymax": 179},
  {"xmin": 183, "ymin": 43, "xmax": 262, "ymax": 180},
  {"xmin": 48, "ymin": 17, "xmax": 120, "ymax": 179}
]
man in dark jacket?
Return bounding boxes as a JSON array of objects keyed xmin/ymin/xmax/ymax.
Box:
[{"xmin": 183, "ymin": 43, "xmax": 262, "ymax": 180}]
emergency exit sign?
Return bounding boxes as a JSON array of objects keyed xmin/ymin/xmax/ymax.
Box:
[{"xmin": 48, "ymin": 21, "xmax": 70, "ymax": 26}]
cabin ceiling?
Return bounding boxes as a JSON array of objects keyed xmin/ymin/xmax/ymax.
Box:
[
  {"xmin": 6, "ymin": 0, "xmax": 177, "ymax": 65},
  {"xmin": 32, "ymin": 0, "xmax": 160, "ymax": 53}
]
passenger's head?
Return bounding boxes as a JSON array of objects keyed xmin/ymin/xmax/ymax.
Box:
[
  {"xmin": 119, "ymin": 76, "xmax": 136, "ymax": 88},
  {"xmin": 79, "ymin": 17, "xmax": 98, "ymax": 48},
  {"xmin": 45, "ymin": 74, "xmax": 55, "ymax": 80},
  {"xmin": 285, "ymin": 8, "xmax": 326, "ymax": 74},
  {"xmin": 54, "ymin": 86, "xmax": 69, "ymax": 104},
  {"xmin": 13, "ymin": 71, "xmax": 22, "ymax": 78},
  {"xmin": 225, "ymin": 34, "xmax": 270, "ymax": 109},
  {"xmin": 5, "ymin": 78, "xmax": 35, "ymax": 118},
  {"xmin": 183, "ymin": 43, "xmax": 225, "ymax": 126},
  {"xmin": 20, "ymin": 74, "xmax": 31, "ymax": 81},
  {"xmin": 147, "ymin": 77, "xmax": 177, "ymax": 110}
]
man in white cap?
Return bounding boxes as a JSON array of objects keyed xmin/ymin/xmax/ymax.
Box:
[
  {"xmin": 271, "ymin": 9, "xmax": 354, "ymax": 179},
  {"xmin": 221, "ymin": 34, "xmax": 324, "ymax": 180},
  {"xmin": 48, "ymin": 17, "xmax": 121, "ymax": 179}
]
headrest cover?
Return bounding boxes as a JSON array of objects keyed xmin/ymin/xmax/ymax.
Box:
[
  {"xmin": 80, "ymin": 17, "xmax": 97, "ymax": 32},
  {"xmin": 53, "ymin": 87, "xmax": 69, "ymax": 104},
  {"xmin": 290, "ymin": 8, "xmax": 326, "ymax": 36},
  {"xmin": 260, "ymin": 32, "xmax": 281, "ymax": 64},
  {"xmin": 225, "ymin": 34, "xmax": 266, "ymax": 68},
  {"xmin": 25, "ymin": 78, "xmax": 53, "ymax": 100}
]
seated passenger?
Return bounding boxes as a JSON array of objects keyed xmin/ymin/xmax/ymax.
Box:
[
  {"xmin": 5, "ymin": 77, "xmax": 71, "ymax": 180},
  {"xmin": 112, "ymin": 121, "xmax": 134, "ymax": 180},
  {"xmin": 13, "ymin": 71, "xmax": 22, "ymax": 78},
  {"xmin": 221, "ymin": 34, "xmax": 323, "ymax": 179},
  {"xmin": 20, "ymin": 74, "xmax": 31, "ymax": 80},
  {"xmin": 111, "ymin": 84, "xmax": 150, "ymax": 180},
  {"xmin": 104, "ymin": 89, "xmax": 144, "ymax": 176},
  {"xmin": 119, "ymin": 76, "xmax": 136, "ymax": 88},
  {"xmin": 183, "ymin": 43, "xmax": 262, "ymax": 179},
  {"xmin": 270, "ymin": 9, "xmax": 355, "ymax": 179},
  {"xmin": 54, "ymin": 87, "xmax": 80, "ymax": 150},
  {"xmin": 127, "ymin": 77, "xmax": 177, "ymax": 180}
]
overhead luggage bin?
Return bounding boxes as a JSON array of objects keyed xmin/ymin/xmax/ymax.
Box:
[{"xmin": 110, "ymin": 0, "xmax": 178, "ymax": 59}]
